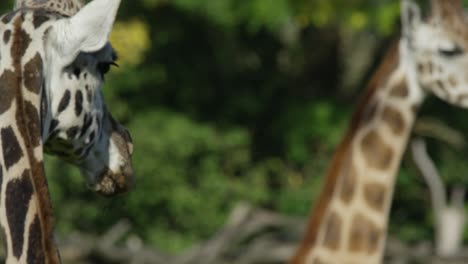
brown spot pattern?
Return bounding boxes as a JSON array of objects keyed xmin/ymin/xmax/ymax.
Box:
[
  {"xmin": 288, "ymin": 37, "xmax": 401, "ymax": 264},
  {"xmin": 40, "ymin": 89, "xmax": 47, "ymax": 132},
  {"xmin": 0, "ymin": 70, "xmax": 17, "ymax": 115},
  {"xmin": 57, "ymin": 90, "xmax": 71, "ymax": 113},
  {"xmin": 5, "ymin": 169, "xmax": 33, "ymax": 258},
  {"xmin": 66, "ymin": 126, "xmax": 79, "ymax": 139},
  {"xmin": 25, "ymin": 101, "xmax": 41, "ymax": 147},
  {"xmin": 436, "ymin": 80, "xmax": 445, "ymax": 90},
  {"xmin": 23, "ymin": 53, "xmax": 43, "ymax": 94},
  {"xmin": 0, "ymin": 164, "xmax": 2, "ymax": 204},
  {"xmin": 322, "ymin": 211, "xmax": 342, "ymax": 250},
  {"xmin": 0, "ymin": 226, "xmax": 6, "ymax": 255},
  {"xmin": 361, "ymin": 130, "xmax": 394, "ymax": 170},
  {"xmin": 75, "ymin": 90, "xmax": 83, "ymax": 116},
  {"xmin": 9, "ymin": 10, "xmax": 60, "ymax": 263},
  {"xmin": 0, "ymin": 167, "xmax": 4, "ymax": 259},
  {"xmin": 11, "ymin": 17, "xmax": 31, "ymax": 60},
  {"xmin": 417, "ymin": 63, "xmax": 424, "ymax": 73},
  {"xmin": 448, "ymin": 75, "xmax": 458, "ymax": 88},
  {"xmin": 339, "ymin": 161, "xmax": 357, "ymax": 204},
  {"xmin": 364, "ymin": 183, "xmax": 387, "ymax": 212},
  {"xmin": 3, "ymin": 30, "xmax": 11, "ymax": 44},
  {"xmin": 1, "ymin": 12, "xmax": 17, "ymax": 24},
  {"xmin": 389, "ymin": 82, "xmax": 408, "ymax": 98},
  {"xmin": 27, "ymin": 216, "xmax": 45, "ymax": 264},
  {"xmin": 312, "ymin": 258, "xmax": 328, "ymax": 264},
  {"xmin": 381, "ymin": 106, "xmax": 406, "ymax": 135},
  {"xmin": 2, "ymin": 126, "xmax": 24, "ymax": 170},
  {"xmin": 348, "ymin": 213, "xmax": 382, "ymax": 254}
]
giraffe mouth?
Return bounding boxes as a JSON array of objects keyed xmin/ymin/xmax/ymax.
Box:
[{"xmin": 93, "ymin": 165, "xmax": 134, "ymax": 196}]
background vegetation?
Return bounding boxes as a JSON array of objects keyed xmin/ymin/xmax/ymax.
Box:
[{"xmin": 2, "ymin": 0, "xmax": 468, "ymax": 255}]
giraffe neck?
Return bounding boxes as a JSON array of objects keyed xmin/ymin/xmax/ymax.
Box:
[
  {"xmin": 291, "ymin": 41, "xmax": 425, "ymax": 264},
  {"xmin": 0, "ymin": 10, "xmax": 60, "ymax": 263}
]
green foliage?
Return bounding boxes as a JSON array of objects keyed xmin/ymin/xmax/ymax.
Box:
[
  {"xmin": 47, "ymin": 110, "xmax": 275, "ymax": 252},
  {"xmin": 281, "ymin": 102, "xmax": 346, "ymax": 164}
]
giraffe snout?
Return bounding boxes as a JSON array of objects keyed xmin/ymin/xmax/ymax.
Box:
[{"xmin": 94, "ymin": 163, "xmax": 135, "ymax": 196}]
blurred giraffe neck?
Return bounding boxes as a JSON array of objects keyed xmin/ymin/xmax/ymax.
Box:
[{"xmin": 290, "ymin": 42, "xmax": 424, "ymax": 264}]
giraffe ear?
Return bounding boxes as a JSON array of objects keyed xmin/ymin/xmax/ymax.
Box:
[
  {"xmin": 48, "ymin": 0, "xmax": 121, "ymax": 65},
  {"xmin": 401, "ymin": 0, "xmax": 421, "ymax": 41}
]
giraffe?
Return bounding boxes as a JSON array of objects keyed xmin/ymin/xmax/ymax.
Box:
[
  {"xmin": 290, "ymin": 0, "xmax": 468, "ymax": 263},
  {"xmin": 0, "ymin": 0, "xmax": 134, "ymax": 263}
]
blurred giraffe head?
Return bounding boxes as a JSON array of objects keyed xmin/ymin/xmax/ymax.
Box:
[{"xmin": 401, "ymin": 0, "xmax": 468, "ymax": 106}]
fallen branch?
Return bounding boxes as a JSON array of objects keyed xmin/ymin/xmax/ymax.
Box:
[{"xmin": 5, "ymin": 203, "xmax": 463, "ymax": 263}]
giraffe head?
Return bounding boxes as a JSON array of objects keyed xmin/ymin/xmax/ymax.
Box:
[
  {"xmin": 8, "ymin": 0, "xmax": 134, "ymax": 196},
  {"xmin": 401, "ymin": 0, "xmax": 468, "ymax": 106}
]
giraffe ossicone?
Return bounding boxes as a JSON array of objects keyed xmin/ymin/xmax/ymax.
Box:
[
  {"xmin": 0, "ymin": 0, "xmax": 134, "ymax": 263},
  {"xmin": 15, "ymin": 0, "xmax": 84, "ymax": 17},
  {"xmin": 291, "ymin": 0, "xmax": 468, "ymax": 263}
]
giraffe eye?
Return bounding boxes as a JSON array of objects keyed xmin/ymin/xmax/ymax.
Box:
[{"xmin": 438, "ymin": 44, "xmax": 464, "ymax": 57}]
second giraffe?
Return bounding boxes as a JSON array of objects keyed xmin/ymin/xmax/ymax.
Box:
[{"xmin": 291, "ymin": 0, "xmax": 468, "ymax": 263}]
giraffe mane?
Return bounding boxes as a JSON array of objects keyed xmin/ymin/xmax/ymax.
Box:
[{"xmin": 290, "ymin": 40, "xmax": 401, "ymax": 263}]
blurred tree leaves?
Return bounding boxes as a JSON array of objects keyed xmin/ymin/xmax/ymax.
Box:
[{"xmin": 111, "ymin": 19, "xmax": 151, "ymax": 66}]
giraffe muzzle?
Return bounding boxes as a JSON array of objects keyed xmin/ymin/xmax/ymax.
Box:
[{"xmin": 94, "ymin": 163, "xmax": 135, "ymax": 196}]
